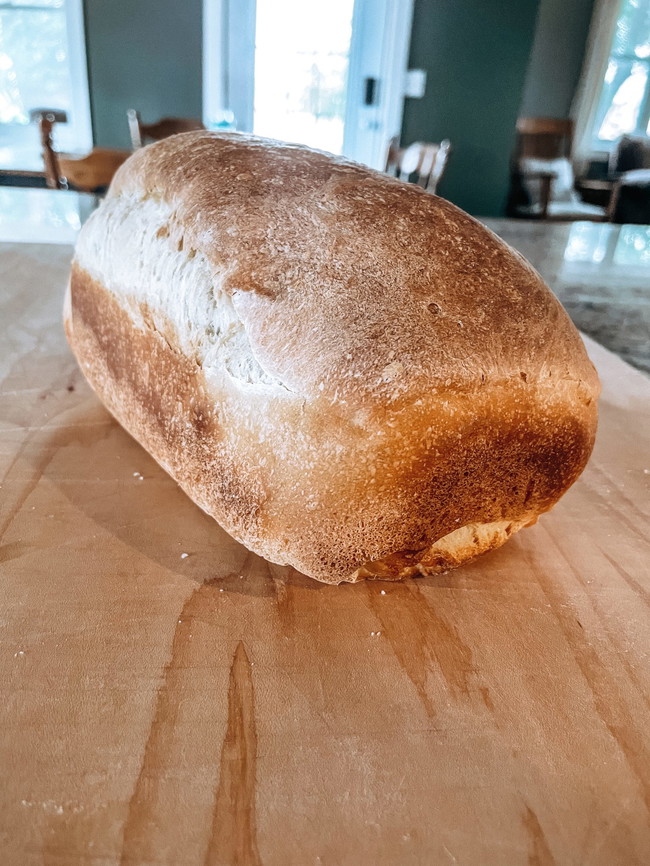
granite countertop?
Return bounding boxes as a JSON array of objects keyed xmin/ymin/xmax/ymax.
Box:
[{"xmin": 482, "ymin": 218, "xmax": 650, "ymax": 375}]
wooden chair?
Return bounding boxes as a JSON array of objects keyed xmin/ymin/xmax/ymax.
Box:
[
  {"xmin": 127, "ymin": 109, "xmax": 205, "ymax": 149},
  {"xmin": 508, "ymin": 117, "xmax": 606, "ymax": 220},
  {"xmin": 55, "ymin": 149, "xmax": 130, "ymax": 192},
  {"xmin": 385, "ymin": 137, "xmax": 451, "ymax": 195},
  {"xmin": 38, "ymin": 114, "xmax": 129, "ymax": 193},
  {"xmin": 516, "ymin": 117, "xmax": 574, "ymax": 159}
]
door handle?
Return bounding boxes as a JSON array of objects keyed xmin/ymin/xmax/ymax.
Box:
[{"xmin": 364, "ymin": 77, "xmax": 379, "ymax": 106}]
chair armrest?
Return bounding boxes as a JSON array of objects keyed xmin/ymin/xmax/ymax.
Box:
[
  {"xmin": 617, "ymin": 168, "xmax": 650, "ymax": 185},
  {"xmin": 576, "ymin": 179, "xmax": 614, "ymax": 191},
  {"xmin": 538, "ymin": 175, "xmax": 552, "ymax": 218}
]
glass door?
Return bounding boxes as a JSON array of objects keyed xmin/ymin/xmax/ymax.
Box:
[{"xmin": 203, "ymin": 0, "xmax": 414, "ymax": 170}]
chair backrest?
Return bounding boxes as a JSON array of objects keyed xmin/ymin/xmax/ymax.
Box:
[
  {"xmin": 609, "ymin": 133, "xmax": 650, "ymax": 175},
  {"xmin": 30, "ymin": 107, "xmax": 68, "ymax": 126},
  {"xmin": 127, "ymin": 109, "xmax": 205, "ymax": 149},
  {"xmin": 37, "ymin": 114, "xmax": 129, "ymax": 192},
  {"xmin": 57, "ymin": 148, "xmax": 130, "ymax": 192},
  {"xmin": 385, "ymin": 138, "xmax": 452, "ymax": 194},
  {"xmin": 515, "ymin": 117, "xmax": 574, "ymax": 160}
]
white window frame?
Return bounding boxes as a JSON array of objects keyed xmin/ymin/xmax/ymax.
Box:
[
  {"xmin": 342, "ymin": 0, "xmax": 414, "ymax": 169},
  {"xmin": 62, "ymin": 0, "xmax": 93, "ymax": 152},
  {"xmin": 203, "ymin": 0, "xmax": 255, "ymax": 133}
]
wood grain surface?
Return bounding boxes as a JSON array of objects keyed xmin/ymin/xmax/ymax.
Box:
[{"xmin": 1, "ymin": 242, "xmax": 649, "ymax": 866}]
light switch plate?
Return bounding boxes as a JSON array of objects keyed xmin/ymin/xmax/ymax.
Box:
[{"xmin": 405, "ymin": 68, "xmax": 427, "ymax": 99}]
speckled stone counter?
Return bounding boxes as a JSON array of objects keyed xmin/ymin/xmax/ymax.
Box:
[{"xmin": 482, "ymin": 219, "xmax": 650, "ymax": 375}]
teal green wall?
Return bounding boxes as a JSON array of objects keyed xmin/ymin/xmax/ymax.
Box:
[
  {"xmin": 402, "ymin": 0, "xmax": 541, "ymax": 216},
  {"xmin": 83, "ymin": 0, "xmax": 203, "ymax": 150},
  {"xmin": 520, "ymin": 0, "xmax": 594, "ymax": 117}
]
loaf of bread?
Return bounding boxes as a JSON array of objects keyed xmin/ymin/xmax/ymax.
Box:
[{"xmin": 65, "ymin": 132, "xmax": 599, "ymax": 583}]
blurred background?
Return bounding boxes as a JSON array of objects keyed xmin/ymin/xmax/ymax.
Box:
[
  {"xmin": 2, "ymin": 0, "xmax": 649, "ymax": 210},
  {"xmin": 0, "ymin": 0, "xmax": 648, "ymax": 370}
]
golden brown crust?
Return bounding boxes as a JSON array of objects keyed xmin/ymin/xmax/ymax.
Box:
[
  {"xmin": 66, "ymin": 133, "xmax": 600, "ymax": 583},
  {"xmin": 108, "ymin": 132, "xmax": 599, "ymax": 410},
  {"xmin": 67, "ymin": 274, "xmax": 597, "ymax": 583}
]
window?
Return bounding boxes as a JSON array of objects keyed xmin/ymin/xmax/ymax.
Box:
[
  {"xmin": 592, "ymin": 0, "xmax": 650, "ymax": 148},
  {"xmin": 0, "ymin": 0, "xmax": 91, "ymax": 169},
  {"xmin": 252, "ymin": 0, "xmax": 355, "ymax": 156}
]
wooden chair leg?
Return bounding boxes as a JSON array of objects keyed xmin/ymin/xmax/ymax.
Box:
[
  {"xmin": 606, "ymin": 180, "xmax": 621, "ymax": 222},
  {"xmin": 539, "ymin": 175, "xmax": 552, "ymax": 219}
]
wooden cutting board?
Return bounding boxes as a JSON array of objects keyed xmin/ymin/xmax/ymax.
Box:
[{"xmin": 1, "ymin": 242, "xmax": 649, "ymax": 866}]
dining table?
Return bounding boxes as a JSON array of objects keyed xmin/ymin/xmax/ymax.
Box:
[{"xmin": 1, "ymin": 215, "xmax": 649, "ymax": 865}]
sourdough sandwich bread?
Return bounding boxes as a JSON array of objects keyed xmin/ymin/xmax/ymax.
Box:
[{"xmin": 65, "ymin": 132, "xmax": 599, "ymax": 583}]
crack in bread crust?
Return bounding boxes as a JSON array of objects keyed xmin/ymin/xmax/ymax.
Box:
[{"xmin": 351, "ymin": 520, "xmax": 528, "ymax": 581}]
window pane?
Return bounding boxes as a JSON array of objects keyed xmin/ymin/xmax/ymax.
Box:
[
  {"xmin": 595, "ymin": 60, "xmax": 648, "ymax": 141},
  {"xmin": 253, "ymin": 0, "xmax": 355, "ymax": 154},
  {"xmin": 612, "ymin": 0, "xmax": 650, "ymax": 58},
  {"xmin": 0, "ymin": 187, "xmax": 82, "ymax": 244},
  {"xmin": 0, "ymin": 3, "xmax": 84, "ymax": 168},
  {"xmin": 0, "ymin": 8, "xmax": 70, "ymax": 124}
]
